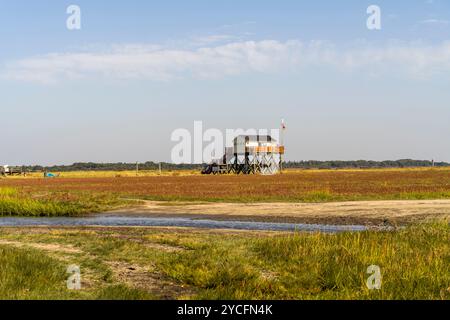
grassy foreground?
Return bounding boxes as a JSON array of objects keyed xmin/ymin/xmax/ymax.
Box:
[{"xmin": 0, "ymin": 222, "xmax": 448, "ymax": 300}]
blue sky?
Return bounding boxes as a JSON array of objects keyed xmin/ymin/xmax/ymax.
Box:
[{"xmin": 0, "ymin": 0, "xmax": 449, "ymax": 165}]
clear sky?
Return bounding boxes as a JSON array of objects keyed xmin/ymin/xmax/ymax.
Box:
[{"xmin": 0, "ymin": 0, "xmax": 449, "ymax": 165}]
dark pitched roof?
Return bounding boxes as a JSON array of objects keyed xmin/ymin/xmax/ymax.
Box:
[{"xmin": 233, "ymin": 135, "xmax": 277, "ymax": 142}]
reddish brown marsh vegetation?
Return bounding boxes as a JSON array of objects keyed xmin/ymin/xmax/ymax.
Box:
[{"xmin": 2, "ymin": 168, "xmax": 449, "ymax": 202}]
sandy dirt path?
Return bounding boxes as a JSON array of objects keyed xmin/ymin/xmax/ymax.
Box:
[{"xmin": 106, "ymin": 200, "xmax": 450, "ymax": 226}]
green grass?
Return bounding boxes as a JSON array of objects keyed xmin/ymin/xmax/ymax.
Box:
[
  {"xmin": 251, "ymin": 222, "xmax": 450, "ymax": 299},
  {"xmin": 0, "ymin": 246, "xmax": 73, "ymax": 300},
  {"xmin": 0, "ymin": 197, "xmax": 81, "ymax": 217},
  {"xmin": 154, "ymin": 222, "xmax": 450, "ymax": 300},
  {"xmin": 0, "ymin": 223, "xmax": 447, "ymax": 300},
  {"xmin": 0, "ymin": 187, "xmax": 18, "ymax": 197},
  {"xmin": 0, "ymin": 245, "xmax": 152, "ymax": 300},
  {"xmin": 0, "ymin": 188, "xmax": 127, "ymax": 217}
]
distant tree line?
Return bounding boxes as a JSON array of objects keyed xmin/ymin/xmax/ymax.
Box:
[
  {"xmin": 19, "ymin": 159, "xmax": 449, "ymax": 172},
  {"xmin": 22, "ymin": 162, "xmax": 201, "ymax": 172},
  {"xmin": 284, "ymin": 159, "xmax": 450, "ymax": 169}
]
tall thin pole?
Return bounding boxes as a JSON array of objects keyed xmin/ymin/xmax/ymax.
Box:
[
  {"xmin": 136, "ymin": 162, "xmax": 139, "ymax": 176},
  {"xmin": 280, "ymin": 119, "xmax": 286, "ymax": 174},
  {"xmin": 159, "ymin": 162, "xmax": 162, "ymax": 175}
]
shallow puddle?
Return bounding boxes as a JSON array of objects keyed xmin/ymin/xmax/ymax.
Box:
[{"xmin": 0, "ymin": 216, "xmax": 368, "ymax": 233}]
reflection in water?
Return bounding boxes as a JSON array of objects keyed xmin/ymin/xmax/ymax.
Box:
[{"xmin": 0, "ymin": 216, "xmax": 367, "ymax": 233}]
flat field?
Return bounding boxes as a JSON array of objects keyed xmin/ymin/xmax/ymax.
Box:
[{"xmin": 2, "ymin": 168, "xmax": 450, "ymax": 203}]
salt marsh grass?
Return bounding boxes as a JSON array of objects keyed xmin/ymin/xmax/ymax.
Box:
[
  {"xmin": 0, "ymin": 187, "xmax": 124, "ymax": 217},
  {"xmin": 0, "ymin": 223, "xmax": 448, "ymax": 300}
]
